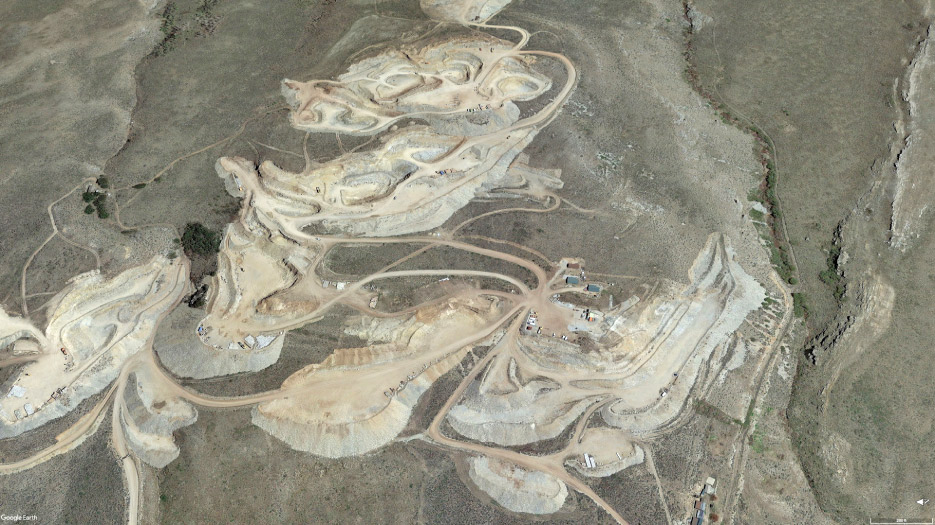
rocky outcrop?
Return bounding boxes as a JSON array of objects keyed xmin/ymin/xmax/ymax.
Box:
[
  {"xmin": 252, "ymin": 296, "xmax": 503, "ymax": 457},
  {"xmin": 467, "ymin": 456, "xmax": 568, "ymax": 514},
  {"xmin": 891, "ymin": 24, "xmax": 935, "ymax": 250},
  {"xmin": 0, "ymin": 256, "xmax": 189, "ymax": 438},
  {"xmin": 121, "ymin": 371, "xmax": 197, "ymax": 468}
]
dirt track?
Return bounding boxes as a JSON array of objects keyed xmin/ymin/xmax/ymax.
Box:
[{"xmin": 0, "ymin": 1, "xmax": 771, "ymax": 523}]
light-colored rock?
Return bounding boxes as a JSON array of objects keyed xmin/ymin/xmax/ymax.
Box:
[
  {"xmin": 0, "ymin": 256, "xmax": 189, "ymax": 438},
  {"xmin": 467, "ymin": 456, "xmax": 567, "ymax": 514}
]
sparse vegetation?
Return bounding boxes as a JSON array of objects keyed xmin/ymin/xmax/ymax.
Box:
[
  {"xmin": 749, "ymin": 423, "xmax": 767, "ymax": 453},
  {"xmin": 819, "ymin": 242, "xmax": 845, "ymax": 301},
  {"xmin": 155, "ymin": 2, "xmax": 180, "ymax": 56},
  {"xmin": 682, "ymin": 1, "xmax": 797, "ymax": 287},
  {"xmin": 742, "ymin": 398, "xmax": 756, "ymax": 428},
  {"xmin": 694, "ymin": 399, "xmax": 740, "ymax": 426},
  {"xmin": 154, "ymin": 0, "xmax": 224, "ymax": 57},
  {"xmin": 196, "ymin": 0, "xmax": 221, "ymax": 15},
  {"xmin": 792, "ymin": 292, "xmax": 809, "ymax": 318}
]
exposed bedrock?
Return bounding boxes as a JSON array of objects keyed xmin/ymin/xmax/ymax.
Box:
[
  {"xmin": 448, "ymin": 235, "xmax": 764, "ymax": 451},
  {"xmin": 214, "ymin": 123, "xmax": 554, "ymax": 238},
  {"xmin": 252, "ymin": 296, "xmax": 504, "ymax": 457},
  {"xmin": 121, "ymin": 369, "xmax": 197, "ymax": 468},
  {"xmin": 467, "ymin": 455, "xmax": 568, "ymax": 515},
  {"xmin": 282, "ymin": 34, "xmax": 547, "ymax": 136},
  {"xmin": 0, "ymin": 256, "xmax": 189, "ymax": 438},
  {"xmin": 891, "ymin": 24, "xmax": 935, "ymax": 250}
]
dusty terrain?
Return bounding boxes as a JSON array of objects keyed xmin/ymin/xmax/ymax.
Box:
[
  {"xmin": 688, "ymin": 0, "xmax": 935, "ymax": 523},
  {"xmin": 5, "ymin": 0, "xmax": 910, "ymax": 523}
]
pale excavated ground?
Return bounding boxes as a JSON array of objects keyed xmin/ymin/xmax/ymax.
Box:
[
  {"xmin": 448, "ymin": 236, "xmax": 763, "ymax": 448},
  {"xmin": 192, "ymin": 0, "xmax": 774, "ymax": 518},
  {"xmin": 0, "ymin": 256, "xmax": 189, "ymax": 438},
  {"xmin": 0, "ymin": 0, "xmax": 789, "ymax": 523},
  {"xmin": 252, "ymin": 295, "xmax": 505, "ymax": 458},
  {"xmin": 467, "ymin": 455, "xmax": 568, "ymax": 514}
]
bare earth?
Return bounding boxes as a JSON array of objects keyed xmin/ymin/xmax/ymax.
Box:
[{"xmin": 3, "ymin": 0, "xmax": 927, "ymax": 523}]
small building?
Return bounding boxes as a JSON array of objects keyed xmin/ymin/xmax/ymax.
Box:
[
  {"xmin": 8, "ymin": 385, "xmax": 26, "ymax": 398},
  {"xmin": 582, "ymin": 453, "xmax": 596, "ymax": 468},
  {"xmin": 586, "ymin": 284, "xmax": 601, "ymax": 293},
  {"xmin": 567, "ymin": 262, "xmax": 581, "ymax": 270},
  {"xmin": 565, "ymin": 276, "xmax": 580, "ymax": 285},
  {"xmin": 705, "ymin": 476, "xmax": 717, "ymax": 495}
]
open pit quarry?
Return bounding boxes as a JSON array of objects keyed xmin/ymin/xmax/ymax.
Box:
[
  {"xmin": 0, "ymin": 256, "xmax": 189, "ymax": 439},
  {"xmin": 0, "ymin": 1, "xmax": 778, "ymax": 523}
]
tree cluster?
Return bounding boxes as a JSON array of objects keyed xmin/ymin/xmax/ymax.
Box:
[{"xmin": 181, "ymin": 222, "xmax": 221, "ymax": 256}]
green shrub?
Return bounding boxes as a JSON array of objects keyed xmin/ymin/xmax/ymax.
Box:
[
  {"xmin": 90, "ymin": 192, "xmax": 108, "ymax": 218},
  {"xmin": 181, "ymin": 222, "xmax": 221, "ymax": 256},
  {"xmin": 821, "ymin": 244, "xmax": 846, "ymax": 301},
  {"xmin": 84, "ymin": 204, "xmax": 95, "ymax": 214},
  {"xmin": 819, "ymin": 269, "xmax": 839, "ymax": 285},
  {"xmin": 792, "ymin": 292, "xmax": 809, "ymax": 318},
  {"xmin": 97, "ymin": 176, "xmax": 110, "ymax": 189}
]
